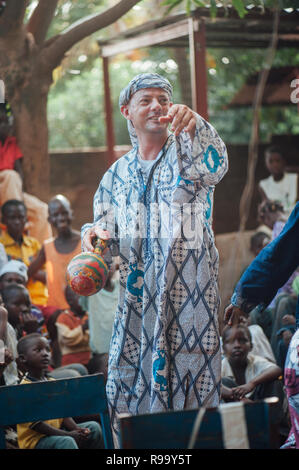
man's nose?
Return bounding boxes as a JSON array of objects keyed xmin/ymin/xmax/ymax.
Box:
[{"xmin": 150, "ymin": 98, "xmax": 162, "ymax": 111}]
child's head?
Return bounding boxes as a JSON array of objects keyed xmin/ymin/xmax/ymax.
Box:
[
  {"xmin": 65, "ymin": 285, "xmax": 85, "ymax": 316},
  {"xmin": 48, "ymin": 194, "xmax": 73, "ymax": 235},
  {"xmin": 264, "ymin": 146, "xmax": 285, "ymax": 178},
  {"xmin": 1, "ymin": 200, "xmax": 27, "ymax": 240},
  {"xmin": 2, "ymin": 284, "xmax": 31, "ymax": 328},
  {"xmin": 17, "ymin": 333, "xmax": 51, "ymax": 375},
  {"xmin": 0, "ymin": 260, "xmax": 28, "ymax": 291},
  {"xmin": 258, "ymin": 199, "xmax": 285, "ymax": 228},
  {"xmin": 250, "ymin": 231, "xmax": 271, "ymax": 257},
  {"xmin": 222, "ymin": 325, "xmax": 252, "ymax": 365}
]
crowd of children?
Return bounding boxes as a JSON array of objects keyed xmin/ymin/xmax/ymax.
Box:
[
  {"xmin": 0, "ymin": 141, "xmax": 298, "ymax": 449},
  {"xmin": 0, "ymin": 191, "xmax": 118, "ymax": 449}
]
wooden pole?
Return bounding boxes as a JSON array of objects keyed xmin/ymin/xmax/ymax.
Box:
[
  {"xmin": 188, "ymin": 17, "xmax": 209, "ymax": 121},
  {"xmin": 102, "ymin": 56, "xmax": 115, "ymax": 167}
]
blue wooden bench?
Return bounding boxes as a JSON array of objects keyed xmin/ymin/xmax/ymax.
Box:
[
  {"xmin": 119, "ymin": 397, "xmax": 279, "ymax": 449},
  {"xmin": 0, "ymin": 373, "xmax": 114, "ymax": 449}
]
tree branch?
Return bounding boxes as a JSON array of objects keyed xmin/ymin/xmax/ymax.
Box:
[
  {"xmin": 26, "ymin": 0, "xmax": 59, "ymax": 45},
  {"xmin": 0, "ymin": 0, "xmax": 29, "ymax": 37},
  {"xmin": 43, "ymin": 0, "xmax": 142, "ymax": 70}
]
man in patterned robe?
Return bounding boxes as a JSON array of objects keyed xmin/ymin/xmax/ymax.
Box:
[{"xmin": 82, "ymin": 73, "xmax": 228, "ymax": 446}]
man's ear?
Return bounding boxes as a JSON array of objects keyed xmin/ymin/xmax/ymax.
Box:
[{"xmin": 120, "ymin": 105, "xmax": 130, "ymax": 120}]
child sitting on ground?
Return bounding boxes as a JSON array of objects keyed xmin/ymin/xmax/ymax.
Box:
[
  {"xmin": 28, "ymin": 194, "xmax": 81, "ymax": 324},
  {"xmin": 55, "ymin": 286, "xmax": 91, "ymax": 369},
  {"xmin": 0, "ymin": 260, "xmax": 46, "ymax": 335},
  {"xmin": 0, "ymin": 284, "xmax": 40, "ymax": 386},
  {"xmin": 221, "ymin": 324, "xmax": 289, "ymax": 443},
  {"xmin": 16, "ymin": 333, "xmax": 103, "ymax": 449},
  {"xmin": 221, "ymin": 324, "xmax": 283, "ymax": 402},
  {"xmin": 1, "ymin": 284, "xmax": 88, "ymax": 384}
]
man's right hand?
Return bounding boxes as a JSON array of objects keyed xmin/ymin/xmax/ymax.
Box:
[{"xmin": 81, "ymin": 227, "xmax": 110, "ymax": 253}]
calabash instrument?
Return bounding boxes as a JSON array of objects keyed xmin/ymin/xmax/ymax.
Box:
[{"xmin": 66, "ymin": 238, "xmax": 108, "ymax": 296}]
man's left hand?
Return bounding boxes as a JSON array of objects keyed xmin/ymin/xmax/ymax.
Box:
[{"xmin": 224, "ymin": 304, "xmax": 247, "ymax": 326}]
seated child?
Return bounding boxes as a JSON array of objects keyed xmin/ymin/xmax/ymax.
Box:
[
  {"xmin": 0, "ymin": 260, "xmax": 46, "ymax": 335},
  {"xmin": 16, "ymin": 333, "xmax": 103, "ymax": 449},
  {"xmin": 1, "ymin": 285, "xmax": 87, "ymax": 383},
  {"xmin": 0, "ymin": 285, "xmax": 39, "ymax": 386},
  {"xmin": 221, "ymin": 325, "xmax": 283, "ymax": 402},
  {"xmin": 55, "ymin": 286, "xmax": 91, "ymax": 369},
  {"xmin": 221, "ymin": 325, "xmax": 289, "ymax": 441},
  {"xmin": 0, "ymin": 200, "xmax": 48, "ymax": 310}
]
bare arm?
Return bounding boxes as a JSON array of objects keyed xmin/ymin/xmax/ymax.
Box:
[
  {"xmin": 28, "ymin": 246, "xmax": 46, "ymax": 279},
  {"xmin": 33, "ymin": 421, "xmax": 72, "ymax": 437},
  {"xmin": 232, "ymin": 365, "xmax": 282, "ymax": 399},
  {"xmin": 33, "ymin": 417, "xmax": 89, "ymax": 444}
]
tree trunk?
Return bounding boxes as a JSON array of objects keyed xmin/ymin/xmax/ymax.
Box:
[
  {"xmin": 0, "ymin": 26, "xmax": 52, "ymax": 201},
  {"xmin": 0, "ymin": 0, "xmax": 143, "ymax": 202},
  {"xmin": 12, "ymin": 80, "xmax": 51, "ymax": 201}
]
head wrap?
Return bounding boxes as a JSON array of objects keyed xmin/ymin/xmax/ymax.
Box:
[
  {"xmin": 0, "ymin": 260, "xmax": 28, "ymax": 282},
  {"xmin": 119, "ymin": 73, "xmax": 173, "ymax": 147}
]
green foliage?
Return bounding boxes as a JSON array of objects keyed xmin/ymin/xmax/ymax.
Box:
[
  {"xmin": 161, "ymin": 0, "xmax": 299, "ymax": 16},
  {"xmin": 47, "ymin": 0, "xmax": 299, "ymax": 149}
]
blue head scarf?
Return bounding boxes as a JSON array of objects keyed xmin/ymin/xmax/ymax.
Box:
[{"xmin": 119, "ymin": 73, "xmax": 173, "ymax": 147}]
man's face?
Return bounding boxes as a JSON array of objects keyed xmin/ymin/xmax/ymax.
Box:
[
  {"xmin": 265, "ymin": 152, "xmax": 285, "ymax": 177},
  {"xmin": 122, "ymin": 88, "xmax": 172, "ymax": 137}
]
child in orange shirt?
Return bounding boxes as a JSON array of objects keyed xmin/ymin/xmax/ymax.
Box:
[{"xmin": 28, "ymin": 194, "xmax": 81, "ymax": 323}]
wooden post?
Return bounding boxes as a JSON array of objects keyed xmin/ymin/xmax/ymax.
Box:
[
  {"xmin": 102, "ymin": 56, "xmax": 115, "ymax": 167},
  {"xmin": 188, "ymin": 17, "xmax": 209, "ymax": 121}
]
